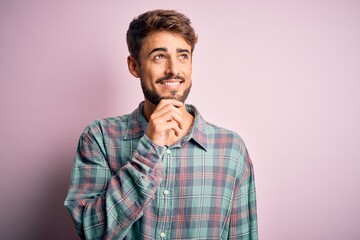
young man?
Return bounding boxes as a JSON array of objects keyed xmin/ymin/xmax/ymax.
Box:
[{"xmin": 65, "ymin": 9, "xmax": 258, "ymax": 240}]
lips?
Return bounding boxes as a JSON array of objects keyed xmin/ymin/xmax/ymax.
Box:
[
  {"xmin": 156, "ymin": 74, "xmax": 185, "ymax": 84},
  {"xmin": 156, "ymin": 74, "xmax": 185, "ymax": 90}
]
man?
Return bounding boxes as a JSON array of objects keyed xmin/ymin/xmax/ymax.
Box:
[{"xmin": 65, "ymin": 9, "xmax": 258, "ymax": 239}]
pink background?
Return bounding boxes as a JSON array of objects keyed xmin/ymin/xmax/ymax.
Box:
[{"xmin": 1, "ymin": 1, "xmax": 359, "ymax": 239}]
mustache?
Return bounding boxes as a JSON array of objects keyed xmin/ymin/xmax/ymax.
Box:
[{"xmin": 155, "ymin": 74, "xmax": 185, "ymax": 84}]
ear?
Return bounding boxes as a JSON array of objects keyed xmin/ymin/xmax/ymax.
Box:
[{"xmin": 127, "ymin": 55, "xmax": 140, "ymax": 78}]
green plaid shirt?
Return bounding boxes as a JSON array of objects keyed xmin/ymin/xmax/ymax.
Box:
[{"xmin": 65, "ymin": 102, "xmax": 258, "ymax": 239}]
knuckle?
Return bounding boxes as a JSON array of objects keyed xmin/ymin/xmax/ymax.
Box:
[
  {"xmin": 154, "ymin": 124, "xmax": 161, "ymax": 132},
  {"xmin": 172, "ymin": 121, "xmax": 179, "ymax": 128},
  {"xmin": 149, "ymin": 115, "xmax": 156, "ymax": 122}
]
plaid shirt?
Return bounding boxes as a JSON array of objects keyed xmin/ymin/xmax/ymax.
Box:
[{"xmin": 65, "ymin": 102, "xmax": 258, "ymax": 240}]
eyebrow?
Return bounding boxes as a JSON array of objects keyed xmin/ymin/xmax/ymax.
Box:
[
  {"xmin": 148, "ymin": 47, "xmax": 167, "ymax": 56},
  {"xmin": 147, "ymin": 47, "xmax": 191, "ymax": 56},
  {"xmin": 177, "ymin": 48, "xmax": 190, "ymax": 54}
]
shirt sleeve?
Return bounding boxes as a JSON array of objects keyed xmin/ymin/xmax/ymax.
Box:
[
  {"xmin": 229, "ymin": 151, "xmax": 258, "ymax": 239},
  {"xmin": 64, "ymin": 125, "xmax": 165, "ymax": 240}
]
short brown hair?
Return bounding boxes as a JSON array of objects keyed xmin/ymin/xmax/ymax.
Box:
[{"xmin": 126, "ymin": 9, "xmax": 198, "ymax": 63}]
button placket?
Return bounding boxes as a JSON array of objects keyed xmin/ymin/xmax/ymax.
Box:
[{"xmin": 158, "ymin": 147, "xmax": 173, "ymax": 239}]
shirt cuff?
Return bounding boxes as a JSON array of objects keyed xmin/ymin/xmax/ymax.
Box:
[{"xmin": 134, "ymin": 134, "xmax": 166, "ymax": 168}]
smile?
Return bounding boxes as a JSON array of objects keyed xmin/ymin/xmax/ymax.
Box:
[{"xmin": 163, "ymin": 82, "xmax": 180, "ymax": 86}]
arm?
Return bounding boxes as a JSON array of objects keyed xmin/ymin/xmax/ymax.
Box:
[
  {"xmin": 64, "ymin": 126, "xmax": 165, "ymax": 240},
  {"xmin": 229, "ymin": 152, "xmax": 258, "ymax": 239}
]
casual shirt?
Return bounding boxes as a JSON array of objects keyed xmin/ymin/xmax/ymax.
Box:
[{"xmin": 64, "ymin": 102, "xmax": 258, "ymax": 239}]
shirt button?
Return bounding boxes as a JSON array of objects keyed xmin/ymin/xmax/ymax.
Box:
[
  {"xmin": 166, "ymin": 149, "xmax": 171, "ymax": 154},
  {"xmin": 163, "ymin": 189, "xmax": 169, "ymax": 195},
  {"xmin": 160, "ymin": 232, "xmax": 166, "ymax": 238}
]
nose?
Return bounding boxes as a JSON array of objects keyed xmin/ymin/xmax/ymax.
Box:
[{"xmin": 165, "ymin": 57, "xmax": 179, "ymax": 76}]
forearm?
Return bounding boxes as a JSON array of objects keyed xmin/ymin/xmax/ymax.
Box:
[
  {"xmin": 104, "ymin": 145, "xmax": 163, "ymax": 238},
  {"xmin": 228, "ymin": 154, "xmax": 258, "ymax": 239},
  {"xmin": 64, "ymin": 134, "xmax": 165, "ymax": 239}
]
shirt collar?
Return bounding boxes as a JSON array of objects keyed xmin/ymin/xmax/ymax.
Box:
[{"xmin": 124, "ymin": 101, "xmax": 208, "ymax": 151}]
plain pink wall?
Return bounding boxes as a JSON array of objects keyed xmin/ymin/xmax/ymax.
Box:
[{"xmin": 1, "ymin": 1, "xmax": 359, "ymax": 239}]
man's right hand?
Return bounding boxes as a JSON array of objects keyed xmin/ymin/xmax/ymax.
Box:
[{"xmin": 145, "ymin": 99, "xmax": 184, "ymax": 147}]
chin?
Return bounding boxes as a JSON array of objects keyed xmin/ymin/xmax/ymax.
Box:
[{"xmin": 161, "ymin": 94, "xmax": 186, "ymax": 103}]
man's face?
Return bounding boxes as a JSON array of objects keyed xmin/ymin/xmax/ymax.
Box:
[{"xmin": 136, "ymin": 31, "xmax": 192, "ymax": 105}]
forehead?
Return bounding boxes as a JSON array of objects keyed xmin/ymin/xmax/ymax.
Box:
[{"xmin": 141, "ymin": 31, "xmax": 191, "ymax": 53}]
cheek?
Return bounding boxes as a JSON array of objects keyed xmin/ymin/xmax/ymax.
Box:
[
  {"xmin": 183, "ymin": 65, "xmax": 192, "ymax": 77},
  {"xmin": 146, "ymin": 65, "xmax": 165, "ymax": 78},
  {"xmin": 140, "ymin": 67, "xmax": 157, "ymax": 81}
]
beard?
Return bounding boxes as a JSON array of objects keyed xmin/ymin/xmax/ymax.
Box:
[{"xmin": 140, "ymin": 75, "xmax": 192, "ymax": 105}]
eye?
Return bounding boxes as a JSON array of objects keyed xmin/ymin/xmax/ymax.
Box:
[
  {"xmin": 153, "ymin": 54, "xmax": 166, "ymax": 60},
  {"xmin": 179, "ymin": 54, "xmax": 189, "ymax": 59}
]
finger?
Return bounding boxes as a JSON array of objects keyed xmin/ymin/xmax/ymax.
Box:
[
  {"xmin": 151, "ymin": 106, "xmax": 184, "ymax": 128},
  {"xmin": 153, "ymin": 103, "xmax": 182, "ymax": 117},
  {"xmin": 150, "ymin": 119, "xmax": 181, "ymax": 137},
  {"xmin": 154, "ymin": 109, "xmax": 184, "ymax": 129},
  {"xmin": 163, "ymin": 120, "xmax": 182, "ymax": 136},
  {"xmin": 168, "ymin": 111, "xmax": 184, "ymax": 130},
  {"xmin": 157, "ymin": 99, "xmax": 183, "ymax": 108},
  {"xmin": 153, "ymin": 102, "xmax": 183, "ymax": 119}
]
